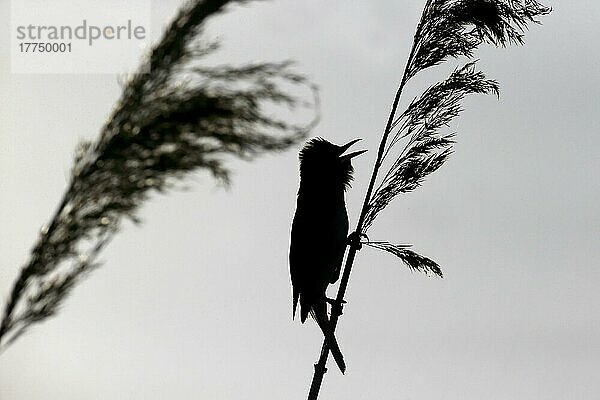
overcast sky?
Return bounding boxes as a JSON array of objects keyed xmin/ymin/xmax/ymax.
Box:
[{"xmin": 1, "ymin": 1, "xmax": 599, "ymax": 399}]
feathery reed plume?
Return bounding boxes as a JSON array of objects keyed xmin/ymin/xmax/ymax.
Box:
[
  {"xmin": 0, "ymin": 0, "xmax": 316, "ymax": 351},
  {"xmin": 363, "ymin": 61, "xmax": 499, "ymax": 231},
  {"xmin": 307, "ymin": 1, "xmax": 549, "ymax": 398},
  {"xmin": 364, "ymin": 242, "xmax": 443, "ymax": 277}
]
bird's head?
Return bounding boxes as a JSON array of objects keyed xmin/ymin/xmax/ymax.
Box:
[{"xmin": 299, "ymin": 137, "xmax": 367, "ymax": 190}]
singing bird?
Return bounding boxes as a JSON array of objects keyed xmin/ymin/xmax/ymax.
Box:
[{"xmin": 289, "ymin": 137, "xmax": 366, "ymax": 374}]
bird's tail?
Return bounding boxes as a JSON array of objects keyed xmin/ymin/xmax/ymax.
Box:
[
  {"xmin": 311, "ymin": 301, "xmax": 346, "ymax": 374},
  {"xmin": 293, "ymin": 288, "xmax": 299, "ymax": 320}
]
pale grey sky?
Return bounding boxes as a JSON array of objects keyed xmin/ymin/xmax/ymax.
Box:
[{"xmin": 1, "ymin": 1, "xmax": 599, "ymax": 399}]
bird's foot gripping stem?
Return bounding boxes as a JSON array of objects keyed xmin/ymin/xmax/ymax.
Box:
[
  {"xmin": 347, "ymin": 231, "xmax": 369, "ymax": 250},
  {"xmin": 325, "ymin": 297, "xmax": 346, "ymax": 317}
]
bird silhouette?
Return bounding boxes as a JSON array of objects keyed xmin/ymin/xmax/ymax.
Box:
[{"xmin": 289, "ymin": 137, "xmax": 366, "ymax": 374}]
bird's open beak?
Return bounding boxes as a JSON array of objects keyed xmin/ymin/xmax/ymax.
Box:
[{"xmin": 338, "ymin": 138, "xmax": 367, "ymax": 161}]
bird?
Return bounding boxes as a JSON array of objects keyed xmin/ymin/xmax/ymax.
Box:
[{"xmin": 289, "ymin": 137, "xmax": 366, "ymax": 374}]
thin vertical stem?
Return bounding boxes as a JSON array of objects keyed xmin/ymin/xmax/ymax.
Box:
[{"xmin": 306, "ymin": 1, "xmax": 433, "ymax": 398}]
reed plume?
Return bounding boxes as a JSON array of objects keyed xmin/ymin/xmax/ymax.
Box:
[
  {"xmin": 0, "ymin": 0, "xmax": 316, "ymax": 351},
  {"xmin": 307, "ymin": 1, "xmax": 550, "ymax": 398}
]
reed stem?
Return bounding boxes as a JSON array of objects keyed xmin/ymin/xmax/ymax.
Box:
[{"xmin": 305, "ymin": 2, "xmax": 434, "ymax": 398}]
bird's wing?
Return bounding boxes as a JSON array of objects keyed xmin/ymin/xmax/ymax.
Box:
[
  {"xmin": 290, "ymin": 207, "xmax": 311, "ymax": 319},
  {"xmin": 329, "ymin": 204, "xmax": 349, "ymax": 284}
]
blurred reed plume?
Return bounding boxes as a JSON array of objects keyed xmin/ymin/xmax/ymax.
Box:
[
  {"xmin": 0, "ymin": 0, "xmax": 317, "ymax": 351},
  {"xmin": 307, "ymin": 1, "xmax": 550, "ymax": 398}
]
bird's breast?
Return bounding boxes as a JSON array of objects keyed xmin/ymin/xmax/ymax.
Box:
[{"xmin": 292, "ymin": 192, "xmax": 349, "ymax": 246}]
